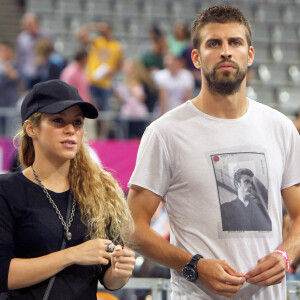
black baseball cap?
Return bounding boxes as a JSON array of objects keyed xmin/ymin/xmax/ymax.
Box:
[{"xmin": 21, "ymin": 79, "xmax": 99, "ymax": 123}]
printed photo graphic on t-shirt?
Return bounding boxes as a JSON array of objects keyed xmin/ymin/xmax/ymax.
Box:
[{"xmin": 211, "ymin": 152, "xmax": 272, "ymax": 232}]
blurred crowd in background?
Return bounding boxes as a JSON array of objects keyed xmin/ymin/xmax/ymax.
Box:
[
  {"xmin": 1, "ymin": 1, "xmax": 300, "ymax": 299},
  {"xmin": 0, "ymin": 9, "xmax": 200, "ymax": 140}
]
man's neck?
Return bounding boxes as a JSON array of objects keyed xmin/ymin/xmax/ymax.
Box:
[{"xmin": 192, "ymin": 83, "xmax": 249, "ymax": 119}]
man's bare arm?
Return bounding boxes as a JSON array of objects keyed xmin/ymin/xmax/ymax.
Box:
[{"xmin": 127, "ymin": 185, "xmax": 245, "ymax": 297}]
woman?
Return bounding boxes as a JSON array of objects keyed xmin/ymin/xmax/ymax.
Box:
[
  {"xmin": 0, "ymin": 79, "xmax": 135, "ymax": 299},
  {"xmin": 115, "ymin": 59, "xmax": 157, "ymax": 139}
]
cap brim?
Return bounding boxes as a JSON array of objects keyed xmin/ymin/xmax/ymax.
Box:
[{"xmin": 38, "ymin": 100, "xmax": 99, "ymax": 119}]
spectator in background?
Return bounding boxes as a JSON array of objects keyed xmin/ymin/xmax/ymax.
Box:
[
  {"xmin": 0, "ymin": 41, "xmax": 19, "ymax": 136},
  {"xmin": 29, "ymin": 38, "xmax": 63, "ymax": 87},
  {"xmin": 77, "ymin": 22, "xmax": 123, "ymax": 112},
  {"xmin": 132, "ymin": 58, "xmax": 158, "ymax": 114},
  {"xmin": 77, "ymin": 22, "xmax": 123, "ymax": 138},
  {"xmin": 60, "ymin": 48, "xmax": 91, "ymax": 102},
  {"xmin": 181, "ymin": 42, "xmax": 202, "ymax": 95},
  {"xmin": 141, "ymin": 26, "xmax": 167, "ymax": 74},
  {"xmin": 15, "ymin": 12, "xmax": 53, "ymax": 90},
  {"xmin": 61, "ymin": 49, "xmax": 99, "ymax": 139},
  {"xmin": 114, "ymin": 59, "xmax": 149, "ymax": 139},
  {"xmin": 166, "ymin": 22, "xmax": 190, "ymax": 57},
  {"xmin": 154, "ymin": 54, "xmax": 194, "ymax": 115}
]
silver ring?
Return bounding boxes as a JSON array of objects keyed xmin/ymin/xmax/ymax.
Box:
[{"xmin": 107, "ymin": 243, "xmax": 115, "ymax": 252}]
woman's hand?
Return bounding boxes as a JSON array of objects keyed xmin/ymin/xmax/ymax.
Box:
[
  {"xmin": 110, "ymin": 245, "xmax": 136, "ymax": 278},
  {"xmin": 70, "ymin": 239, "xmax": 113, "ymax": 266},
  {"xmin": 102, "ymin": 245, "xmax": 136, "ymax": 290}
]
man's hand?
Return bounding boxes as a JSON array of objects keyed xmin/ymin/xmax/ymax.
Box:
[
  {"xmin": 245, "ymin": 252, "xmax": 287, "ymax": 286},
  {"xmin": 197, "ymin": 259, "xmax": 246, "ymax": 298}
]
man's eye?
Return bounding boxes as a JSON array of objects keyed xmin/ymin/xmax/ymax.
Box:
[
  {"xmin": 232, "ymin": 41, "xmax": 240, "ymax": 46},
  {"xmin": 210, "ymin": 41, "xmax": 219, "ymax": 47}
]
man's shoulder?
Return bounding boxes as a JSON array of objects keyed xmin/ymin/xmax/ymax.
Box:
[
  {"xmin": 250, "ymin": 99, "xmax": 288, "ymax": 119},
  {"xmin": 250, "ymin": 99, "xmax": 294, "ymax": 127},
  {"xmin": 150, "ymin": 102, "xmax": 194, "ymax": 129}
]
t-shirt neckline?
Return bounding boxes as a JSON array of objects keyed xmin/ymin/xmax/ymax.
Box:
[{"xmin": 188, "ymin": 98, "xmax": 253, "ymax": 122}]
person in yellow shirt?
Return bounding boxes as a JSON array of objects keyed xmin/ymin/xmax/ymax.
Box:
[
  {"xmin": 77, "ymin": 22, "xmax": 123, "ymax": 137},
  {"xmin": 77, "ymin": 22, "xmax": 123, "ymax": 110}
]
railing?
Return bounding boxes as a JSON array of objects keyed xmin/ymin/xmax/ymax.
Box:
[
  {"xmin": 0, "ymin": 105, "xmax": 295, "ymax": 138},
  {"xmin": 98, "ymin": 278, "xmax": 171, "ymax": 300},
  {"xmin": 98, "ymin": 278, "xmax": 300, "ymax": 299},
  {"xmin": 0, "ymin": 107, "xmax": 21, "ymax": 137},
  {"xmin": 287, "ymin": 281, "xmax": 300, "ymax": 300},
  {"xmin": 0, "ymin": 108, "xmax": 159, "ymax": 139}
]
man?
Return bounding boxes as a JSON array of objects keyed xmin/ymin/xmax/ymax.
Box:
[
  {"xmin": 29, "ymin": 37, "xmax": 63, "ymax": 87},
  {"xmin": 220, "ymin": 168, "xmax": 272, "ymax": 231},
  {"xmin": 15, "ymin": 12, "xmax": 53, "ymax": 90},
  {"xmin": 154, "ymin": 54, "xmax": 194, "ymax": 115},
  {"xmin": 0, "ymin": 41, "xmax": 19, "ymax": 106},
  {"xmin": 127, "ymin": 5, "xmax": 300, "ymax": 299},
  {"xmin": 77, "ymin": 22, "xmax": 123, "ymax": 112},
  {"xmin": 0, "ymin": 41, "xmax": 19, "ymax": 136},
  {"xmin": 77, "ymin": 22, "xmax": 123, "ymax": 137},
  {"xmin": 141, "ymin": 26, "xmax": 167, "ymax": 73}
]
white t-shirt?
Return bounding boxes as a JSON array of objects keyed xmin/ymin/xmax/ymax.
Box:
[
  {"xmin": 154, "ymin": 69, "xmax": 195, "ymax": 112},
  {"xmin": 129, "ymin": 99, "xmax": 300, "ymax": 300}
]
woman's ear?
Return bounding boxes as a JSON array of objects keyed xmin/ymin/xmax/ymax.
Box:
[{"xmin": 24, "ymin": 120, "xmax": 37, "ymax": 139}]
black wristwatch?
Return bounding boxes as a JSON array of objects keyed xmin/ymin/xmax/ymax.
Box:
[{"xmin": 182, "ymin": 254, "xmax": 203, "ymax": 282}]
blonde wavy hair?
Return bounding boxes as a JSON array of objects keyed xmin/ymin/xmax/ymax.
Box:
[
  {"xmin": 126, "ymin": 58, "xmax": 156, "ymax": 91},
  {"xmin": 16, "ymin": 112, "xmax": 134, "ymax": 244}
]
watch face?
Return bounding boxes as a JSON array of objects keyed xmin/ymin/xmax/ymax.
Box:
[{"xmin": 182, "ymin": 266, "xmax": 197, "ymax": 282}]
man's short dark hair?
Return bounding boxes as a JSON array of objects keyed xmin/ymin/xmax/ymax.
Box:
[
  {"xmin": 191, "ymin": 4, "xmax": 252, "ymax": 50},
  {"xmin": 234, "ymin": 168, "xmax": 254, "ymax": 189}
]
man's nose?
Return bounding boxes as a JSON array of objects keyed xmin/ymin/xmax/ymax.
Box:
[{"xmin": 221, "ymin": 43, "xmax": 232, "ymax": 59}]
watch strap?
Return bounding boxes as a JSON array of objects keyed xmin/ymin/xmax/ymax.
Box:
[{"xmin": 187, "ymin": 254, "xmax": 203, "ymax": 267}]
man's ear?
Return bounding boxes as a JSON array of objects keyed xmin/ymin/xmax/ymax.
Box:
[
  {"xmin": 24, "ymin": 120, "xmax": 37, "ymax": 139},
  {"xmin": 191, "ymin": 49, "xmax": 201, "ymax": 69},
  {"xmin": 248, "ymin": 46, "xmax": 254, "ymax": 67}
]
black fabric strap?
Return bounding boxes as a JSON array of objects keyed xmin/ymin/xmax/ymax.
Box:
[{"xmin": 42, "ymin": 191, "xmax": 73, "ymax": 300}]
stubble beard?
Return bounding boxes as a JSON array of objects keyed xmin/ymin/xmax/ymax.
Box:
[{"xmin": 202, "ymin": 59, "xmax": 248, "ymax": 95}]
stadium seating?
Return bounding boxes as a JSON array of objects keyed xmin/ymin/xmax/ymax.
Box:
[{"xmin": 23, "ymin": 0, "xmax": 300, "ymax": 116}]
